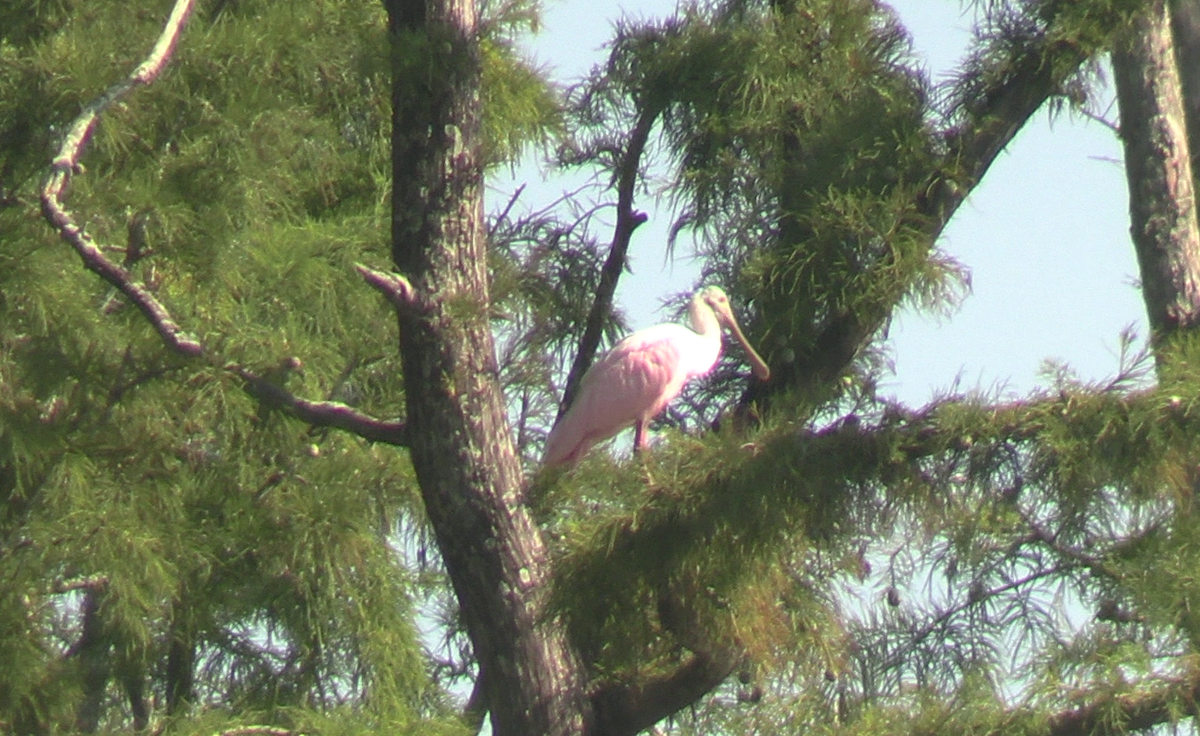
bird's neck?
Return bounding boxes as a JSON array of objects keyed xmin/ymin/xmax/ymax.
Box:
[{"xmin": 688, "ymin": 298, "xmax": 720, "ymax": 338}]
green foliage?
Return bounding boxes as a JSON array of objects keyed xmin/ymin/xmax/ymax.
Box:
[
  {"xmin": 0, "ymin": 0, "xmax": 567, "ymax": 726},
  {"xmin": 3, "ymin": 0, "xmax": 1195, "ymax": 734},
  {"xmin": 517, "ymin": 1, "xmax": 1200, "ymax": 733},
  {"xmin": 665, "ymin": 1, "xmax": 944, "ymax": 396},
  {"xmin": 0, "ymin": 0, "xmax": 463, "ymax": 731},
  {"xmin": 480, "ymin": 0, "xmax": 562, "ymax": 169},
  {"xmin": 951, "ymin": 0, "xmax": 1144, "ymax": 124},
  {"xmin": 543, "ymin": 334, "xmax": 1200, "ymax": 730},
  {"xmin": 565, "ymin": 0, "xmax": 959, "ymax": 419}
]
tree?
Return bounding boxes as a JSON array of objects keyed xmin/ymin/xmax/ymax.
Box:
[
  {"xmin": 1113, "ymin": 0, "xmax": 1200, "ymax": 336},
  {"xmin": 6, "ymin": 0, "xmax": 1200, "ymax": 734}
]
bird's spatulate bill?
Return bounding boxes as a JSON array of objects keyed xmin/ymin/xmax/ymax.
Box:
[{"xmin": 724, "ymin": 316, "xmax": 771, "ymax": 380}]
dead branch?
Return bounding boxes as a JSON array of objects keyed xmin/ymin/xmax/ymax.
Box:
[
  {"xmin": 40, "ymin": 0, "xmax": 201, "ymax": 357},
  {"xmin": 35, "ymin": 3, "xmax": 409, "ymax": 447},
  {"xmin": 557, "ymin": 105, "xmax": 656, "ymax": 420},
  {"xmin": 355, "ymin": 263, "xmax": 424, "ymax": 312},
  {"xmin": 229, "ymin": 364, "xmax": 407, "ymax": 445}
]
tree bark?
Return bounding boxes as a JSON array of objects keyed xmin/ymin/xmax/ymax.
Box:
[
  {"xmin": 1113, "ymin": 0, "xmax": 1200, "ymax": 337},
  {"xmin": 1170, "ymin": 0, "xmax": 1200, "ymax": 182},
  {"xmin": 72, "ymin": 587, "xmax": 112, "ymax": 733},
  {"xmin": 383, "ymin": 1, "xmax": 591, "ymax": 733},
  {"xmin": 165, "ymin": 598, "xmax": 195, "ymax": 715}
]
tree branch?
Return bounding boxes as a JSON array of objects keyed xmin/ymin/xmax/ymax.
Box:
[
  {"xmin": 39, "ymin": 0, "xmax": 201, "ymax": 357},
  {"xmin": 592, "ymin": 588, "xmax": 742, "ymax": 736},
  {"xmin": 229, "ymin": 365, "xmax": 407, "ymax": 445},
  {"xmin": 557, "ymin": 106, "xmax": 656, "ymax": 419},
  {"xmin": 742, "ymin": 0, "xmax": 1125, "ymax": 411},
  {"xmin": 592, "ymin": 649, "xmax": 740, "ymax": 736},
  {"xmin": 35, "ymin": 3, "xmax": 409, "ymax": 447},
  {"xmin": 559, "ymin": 382, "xmax": 1187, "ymax": 688},
  {"xmin": 574, "ymin": 377, "xmax": 1196, "ymax": 732},
  {"xmin": 1043, "ymin": 670, "xmax": 1200, "ymax": 736},
  {"xmin": 355, "ymin": 263, "xmax": 425, "ymax": 313}
]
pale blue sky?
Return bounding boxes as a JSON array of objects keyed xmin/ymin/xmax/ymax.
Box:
[{"xmin": 495, "ymin": 0, "xmax": 1147, "ymax": 406}]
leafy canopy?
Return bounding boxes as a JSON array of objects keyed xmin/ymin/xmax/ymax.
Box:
[{"xmin": 2, "ymin": 0, "xmax": 1194, "ymax": 734}]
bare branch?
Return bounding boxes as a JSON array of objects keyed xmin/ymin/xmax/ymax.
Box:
[
  {"xmin": 34, "ymin": 2, "xmax": 409, "ymax": 447},
  {"xmin": 557, "ymin": 106, "xmax": 657, "ymax": 419},
  {"xmin": 355, "ymin": 263, "xmax": 424, "ymax": 313},
  {"xmin": 39, "ymin": 0, "xmax": 201, "ymax": 357},
  {"xmin": 488, "ymin": 183, "xmax": 526, "ymax": 239},
  {"xmin": 215, "ymin": 728, "xmax": 294, "ymax": 736},
  {"xmin": 229, "ymin": 365, "xmax": 408, "ymax": 446},
  {"xmin": 1079, "ymin": 106, "xmax": 1121, "ymax": 133}
]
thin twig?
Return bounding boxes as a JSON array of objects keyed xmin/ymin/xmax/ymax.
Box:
[
  {"xmin": 488, "ymin": 183, "xmax": 526, "ymax": 239},
  {"xmin": 1078, "ymin": 105, "xmax": 1121, "ymax": 134}
]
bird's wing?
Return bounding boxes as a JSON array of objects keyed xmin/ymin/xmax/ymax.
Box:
[
  {"xmin": 597, "ymin": 327, "xmax": 692, "ymax": 419},
  {"xmin": 542, "ymin": 327, "xmax": 689, "ymax": 466}
]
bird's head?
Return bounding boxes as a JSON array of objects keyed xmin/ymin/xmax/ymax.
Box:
[{"xmin": 697, "ymin": 286, "xmax": 771, "ymax": 381}]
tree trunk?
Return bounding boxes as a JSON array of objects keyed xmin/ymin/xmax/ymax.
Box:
[
  {"xmin": 1170, "ymin": 0, "xmax": 1200, "ymax": 182},
  {"xmin": 1113, "ymin": 0, "xmax": 1200, "ymax": 337},
  {"xmin": 383, "ymin": 1, "xmax": 591, "ymax": 733},
  {"xmin": 165, "ymin": 598, "xmax": 195, "ymax": 715},
  {"xmin": 72, "ymin": 588, "xmax": 111, "ymax": 733}
]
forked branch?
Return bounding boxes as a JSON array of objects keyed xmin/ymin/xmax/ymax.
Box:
[{"xmin": 592, "ymin": 589, "xmax": 741, "ymax": 736}]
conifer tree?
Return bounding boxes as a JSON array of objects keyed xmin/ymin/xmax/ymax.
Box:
[{"xmin": 7, "ymin": 0, "xmax": 1200, "ymax": 735}]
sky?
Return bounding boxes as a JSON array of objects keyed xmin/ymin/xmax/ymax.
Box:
[{"xmin": 493, "ymin": 0, "xmax": 1148, "ymax": 407}]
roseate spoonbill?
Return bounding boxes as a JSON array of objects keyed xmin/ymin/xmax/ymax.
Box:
[{"xmin": 542, "ymin": 286, "xmax": 770, "ymax": 467}]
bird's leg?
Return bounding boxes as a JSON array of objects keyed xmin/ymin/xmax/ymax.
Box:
[
  {"xmin": 633, "ymin": 420, "xmax": 655, "ymax": 485},
  {"xmin": 633, "ymin": 420, "xmax": 648, "ymax": 454}
]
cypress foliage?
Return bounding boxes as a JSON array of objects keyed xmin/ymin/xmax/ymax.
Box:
[
  {"xmin": 0, "ymin": 0, "xmax": 529, "ymax": 731},
  {"xmin": 5, "ymin": 0, "xmax": 1200, "ymax": 734}
]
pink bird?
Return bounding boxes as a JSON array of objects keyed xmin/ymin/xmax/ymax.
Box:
[{"xmin": 542, "ymin": 286, "xmax": 771, "ymax": 467}]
